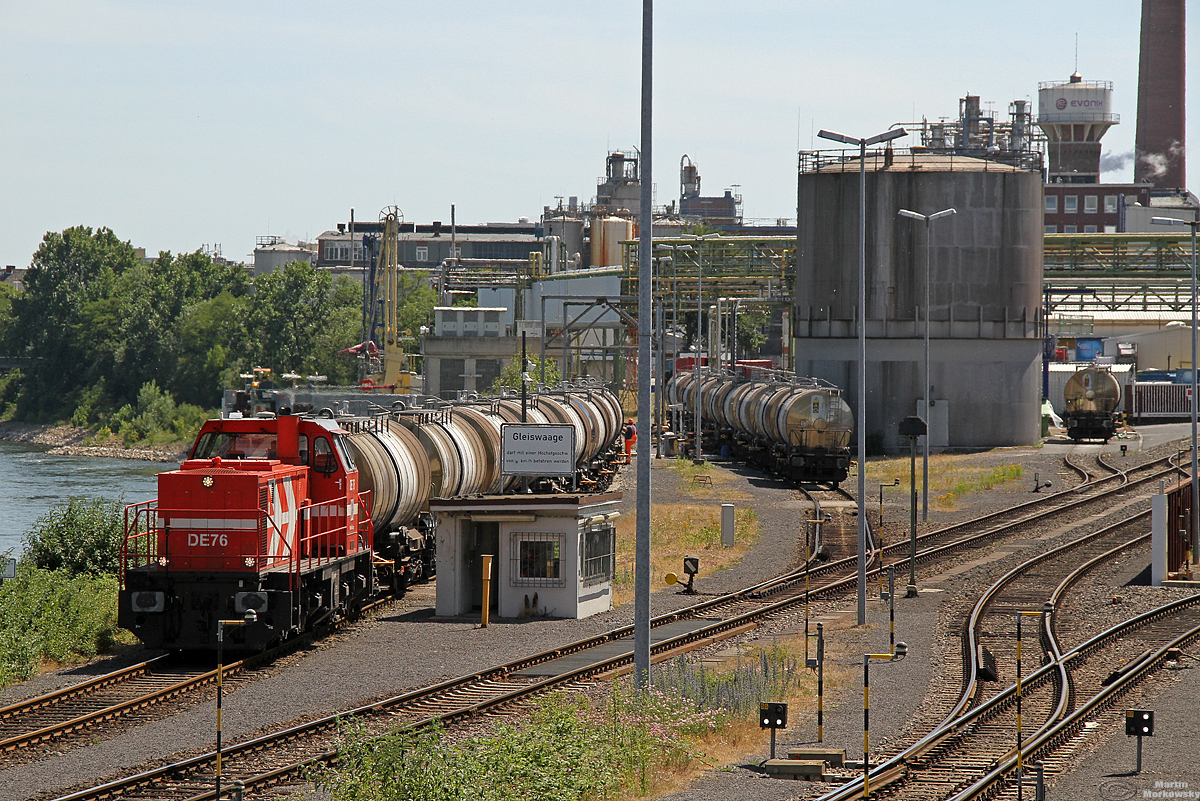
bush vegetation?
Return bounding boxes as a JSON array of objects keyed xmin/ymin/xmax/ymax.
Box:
[
  {"xmin": 312, "ymin": 644, "xmax": 804, "ymax": 801},
  {"xmin": 0, "ymin": 496, "xmax": 130, "ymax": 687}
]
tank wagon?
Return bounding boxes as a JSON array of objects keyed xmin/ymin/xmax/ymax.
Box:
[
  {"xmin": 118, "ymin": 383, "xmax": 623, "ymax": 652},
  {"xmin": 668, "ymin": 372, "xmax": 853, "ymax": 486},
  {"xmin": 1064, "ymin": 367, "xmax": 1122, "ymax": 443}
]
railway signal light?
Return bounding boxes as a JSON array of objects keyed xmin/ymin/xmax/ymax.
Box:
[
  {"xmin": 760, "ymin": 702, "xmax": 788, "ymax": 759},
  {"xmin": 1126, "ymin": 709, "xmax": 1154, "ymax": 773},
  {"xmin": 760, "ymin": 702, "xmax": 787, "ymax": 729},
  {"xmin": 1126, "ymin": 709, "xmax": 1154, "ymax": 737}
]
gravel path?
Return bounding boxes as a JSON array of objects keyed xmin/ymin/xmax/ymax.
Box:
[{"xmin": 2, "ymin": 432, "xmax": 1197, "ymax": 801}]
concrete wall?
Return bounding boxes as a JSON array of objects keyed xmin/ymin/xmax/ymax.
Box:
[{"xmin": 794, "ymin": 337, "xmax": 1042, "ymax": 451}]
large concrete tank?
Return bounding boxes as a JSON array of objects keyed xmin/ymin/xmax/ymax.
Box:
[{"xmin": 794, "ymin": 151, "xmax": 1043, "ymax": 451}]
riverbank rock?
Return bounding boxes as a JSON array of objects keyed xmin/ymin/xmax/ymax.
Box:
[{"xmin": 0, "ymin": 422, "xmax": 186, "ymax": 463}]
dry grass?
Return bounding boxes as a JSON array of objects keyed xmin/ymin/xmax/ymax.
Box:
[
  {"xmin": 863, "ymin": 454, "xmax": 1025, "ymax": 510},
  {"xmin": 627, "ymin": 638, "xmax": 857, "ymax": 799},
  {"xmin": 612, "ymin": 460, "xmax": 758, "ymax": 606}
]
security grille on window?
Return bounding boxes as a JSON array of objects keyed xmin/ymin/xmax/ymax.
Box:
[
  {"xmin": 511, "ymin": 533, "xmax": 565, "ymax": 588},
  {"xmin": 581, "ymin": 525, "xmax": 616, "ymax": 586}
]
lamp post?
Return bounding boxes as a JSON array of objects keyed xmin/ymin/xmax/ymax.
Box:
[
  {"xmin": 897, "ymin": 207, "xmax": 956, "ymax": 522},
  {"xmin": 818, "ymin": 126, "xmax": 908, "ymax": 625},
  {"xmin": 1153, "ymin": 215, "xmax": 1199, "ymax": 564},
  {"xmin": 863, "ymin": 642, "xmax": 908, "ymax": 797},
  {"xmin": 216, "ymin": 608, "xmax": 257, "ymax": 801},
  {"xmin": 1015, "ymin": 603, "xmax": 1054, "ymax": 801},
  {"xmin": 656, "ymin": 243, "xmax": 694, "ymax": 456},
  {"xmin": 683, "ymin": 233, "xmax": 719, "ymax": 462},
  {"xmin": 899, "ymin": 415, "xmax": 927, "ymax": 596}
]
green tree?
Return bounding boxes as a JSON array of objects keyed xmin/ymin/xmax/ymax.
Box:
[
  {"xmin": 10, "ymin": 227, "xmax": 140, "ymax": 419},
  {"xmin": 247, "ymin": 260, "xmax": 337, "ymax": 375},
  {"xmin": 489, "ymin": 353, "xmax": 561, "ymax": 394},
  {"xmin": 170, "ymin": 291, "xmax": 250, "ymax": 406}
]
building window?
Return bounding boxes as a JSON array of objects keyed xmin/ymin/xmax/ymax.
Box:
[
  {"xmin": 1104, "ymin": 195, "xmax": 1118, "ymax": 214},
  {"xmin": 581, "ymin": 526, "xmax": 616, "ymax": 586},
  {"xmin": 1045, "ymin": 195, "xmax": 1058, "ymax": 213},
  {"xmin": 1045, "ymin": 225, "xmax": 1057, "ymax": 234},
  {"xmin": 511, "ymin": 533, "xmax": 565, "ymax": 588},
  {"xmin": 1105, "ymin": 225, "xmax": 1118, "ymax": 233},
  {"xmin": 1064, "ymin": 225, "xmax": 1078, "ymax": 234},
  {"xmin": 1064, "ymin": 195, "xmax": 1078, "ymax": 214},
  {"xmin": 1084, "ymin": 196, "xmax": 1098, "ymax": 214},
  {"xmin": 1084, "ymin": 225, "xmax": 1098, "ymax": 233},
  {"xmin": 415, "ymin": 246, "xmax": 429, "ymax": 262}
]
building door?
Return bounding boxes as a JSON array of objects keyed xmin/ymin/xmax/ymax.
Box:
[{"xmin": 467, "ymin": 521, "xmax": 500, "ymax": 611}]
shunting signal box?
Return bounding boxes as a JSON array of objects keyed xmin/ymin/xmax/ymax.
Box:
[
  {"xmin": 760, "ymin": 702, "xmax": 788, "ymax": 729},
  {"xmin": 1126, "ymin": 709, "xmax": 1154, "ymax": 737}
]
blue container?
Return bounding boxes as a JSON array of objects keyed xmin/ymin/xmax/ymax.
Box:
[{"xmin": 1075, "ymin": 337, "xmax": 1104, "ymax": 362}]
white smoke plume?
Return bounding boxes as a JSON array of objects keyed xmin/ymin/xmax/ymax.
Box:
[
  {"xmin": 1138, "ymin": 140, "xmax": 1185, "ymax": 179},
  {"xmin": 1100, "ymin": 149, "xmax": 1134, "ymax": 172}
]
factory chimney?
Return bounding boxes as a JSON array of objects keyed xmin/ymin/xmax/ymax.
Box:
[{"xmin": 1134, "ymin": 0, "xmax": 1186, "ymax": 189}]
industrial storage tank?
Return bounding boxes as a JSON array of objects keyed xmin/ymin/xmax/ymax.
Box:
[
  {"xmin": 590, "ymin": 215, "xmax": 634, "ymax": 269},
  {"xmin": 546, "ymin": 215, "xmax": 585, "ymax": 266},
  {"xmin": 1036, "ymin": 73, "xmax": 1119, "ymax": 183},
  {"xmin": 794, "ymin": 148, "xmax": 1043, "ymax": 450}
]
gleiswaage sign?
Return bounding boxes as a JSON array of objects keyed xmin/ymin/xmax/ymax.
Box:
[{"xmin": 501, "ymin": 424, "xmax": 576, "ymax": 477}]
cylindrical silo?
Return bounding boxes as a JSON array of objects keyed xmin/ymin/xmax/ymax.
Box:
[
  {"xmin": 793, "ymin": 150, "xmax": 1044, "ymax": 451},
  {"xmin": 547, "ymin": 215, "xmax": 585, "ymax": 264}
]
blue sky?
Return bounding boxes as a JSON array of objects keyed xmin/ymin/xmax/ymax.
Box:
[{"xmin": 0, "ymin": 1, "xmax": 1190, "ymax": 268}]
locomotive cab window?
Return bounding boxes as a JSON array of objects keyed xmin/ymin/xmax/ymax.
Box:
[
  {"xmin": 333, "ymin": 435, "xmax": 355, "ymax": 472},
  {"xmin": 313, "ymin": 437, "xmax": 339, "ymax": 474},
  {"xmin": 194, "ymin": 432, "xmax": 279, "ymax": 460}
]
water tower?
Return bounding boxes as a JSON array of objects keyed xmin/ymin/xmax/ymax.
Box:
[{"xmin": 1036, "ymin": 73, "xmax": 1119, "ymax": 183}]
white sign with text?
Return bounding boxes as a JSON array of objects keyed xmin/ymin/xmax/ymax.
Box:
[{"xmin": 501, "ymin": 424, "xmax": 576, "ymax": 477}]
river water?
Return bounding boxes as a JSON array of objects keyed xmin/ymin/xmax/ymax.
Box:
[{"xmin": 0, "ymin": 443, "xmax": 165, "ymax": 559}]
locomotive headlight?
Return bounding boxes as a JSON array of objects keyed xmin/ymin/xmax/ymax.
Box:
[
  {"xmin": 132, "ymin": 591, "xmax": 165, "ymax": 613},
  {"xmin": 202, "ymin": 475, "xmax": 215, "ymax": 488},
  {"xmin": 157, "ymin": 557, "xmax": 169, "ymax": 567},
  {"xmin": 244, "ymin": 557, "xmax": 256, "ymax": 568}
]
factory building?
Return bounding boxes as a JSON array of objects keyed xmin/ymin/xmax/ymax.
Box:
[{"xmin": 793, "ymin": 150, "xmax": 1044, "ymax": 452}]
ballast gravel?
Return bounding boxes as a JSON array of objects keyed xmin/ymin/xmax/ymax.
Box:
[{"xmin": 2, "ymin": 432, "xmax": 1198, "ymax": 801}]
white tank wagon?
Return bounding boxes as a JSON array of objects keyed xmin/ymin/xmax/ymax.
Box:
[
  {"xmin": 667, "ymin": 372, "xmax": 853, "ymax": 486},
  {"xmin": 339, "ymin": 382, "xmax": 625, "ymax": 584},
  {"xmin": 1064, "ymin": 367, "xmax": 1122, "ymax": 443}
]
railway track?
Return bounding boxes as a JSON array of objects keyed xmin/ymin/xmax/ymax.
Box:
[
  {"xmin": 30, "ymin": 448, "xmax": 1184, "ymax": 800},
  {"xmin": 11, "ymin": 453, "xmax": 1180, "ymax": 796},
  {"xmin": 817, "ymin": 505, "xmax": 1195, "ymax": 800}
]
